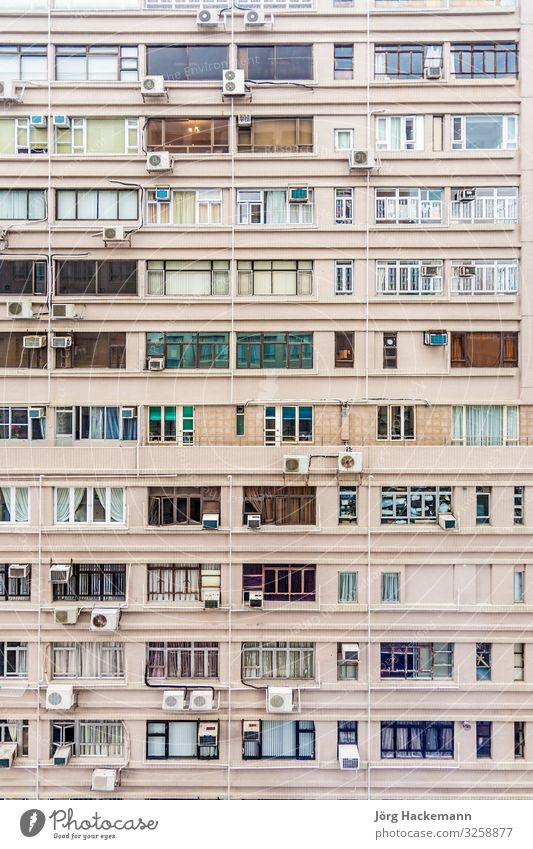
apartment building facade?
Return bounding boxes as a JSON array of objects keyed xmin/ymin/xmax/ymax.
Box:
[{"xmin": 0, "ymin": 0, "xmax": 530, "ymax": 800}]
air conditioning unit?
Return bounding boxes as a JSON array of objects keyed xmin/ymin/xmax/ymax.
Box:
[
  {"xmin": 0, "ymin": 743, "xmax": 17, "ymax": 768},
  {"xmin": 341, "ymin": 643, "xmax": 360, "ymax": 662},
  {"xmin": 424, "ymin": 331, "xmax": 448, "ymax": 347},
  {"xmin": 338, "ymin": 451, "xmax": 362, "ymax": 473},
  {"xmin": 51, "ymin": 336, "xmax": 73, "ymax": 349},
  {"xmin": 249, "ymin": 591, "xmax": 263, "ymax": 609},
  {"xmin": 244, "ymin": 9, "xmax": 266, "ymax": 26},
  {"xmin": 424, "ymin": 66, "xmax": 442, "ymax": 80},
  {"xmin": 458, "ymin": 265, "xmax": 476, "ymax": 277},
  {"xmin": 288, "ymin": 186, "xmax": 309, "ymax": 203},
  {"xmin": 196, "ymin": 8, "xmax": 218, "ymax": 26},
  {"xmin": 7, "ymin": 301, "xmax": 34, "ymax": 319},
  {"xmin": 91, "ymin": 769, "xmax": 117, "ymax": 792},
  {"xmin": 29, "ymin": 407, "xmax": 45, "ymax": 419},
  {"xmin": 53, "ymin": 745, "xmax": 72, "ymax": 766},
  {"xmin": 155, "ymin": 186, "xmax": 171, "ymax": 202},
  {"xmin": 247, "ymin": 514, "xmax": 261, "ymax": 529},
  {"xmin": 141, "ymin": 76, "xmax": 166, "ymax": 96},
  {"xmin": 243, "ymin": 720, "xmax": 260, "ymax": 742},
  {"xmin": 52, "ymin": 303, "xmax": 77, "ymax": 320},
  {"xmin": 46, "ymin": 684, "xmax": 75, "ymax": 711},
  {"xmin": 421, "ymin": 265, "xmax": 440, "ymax": 277},
  {"xmin": 90, "ymin": 608, "xmax": 120, "ymax": 632},
  {"xmin": 53, "ymin": 115, "xmax": 70, "ymax": 128},
  {"xmin": 30, "ymin": 114, "xmax": 47, "ymax": 128},
  {"xmin": 439, "ymin": 513, "xmax": 457, "ymax": 530},
  {"xmin": 8, "ymin": 564, "xmax": 29, "ymax": 579},
  {"xmin": 222, "ymin": 69, "xmax": 246, "ymax": 97},
  {"xmin": 148, "ymin": 356, "xmax": 165, "ymax": 371},
  {"xmin": 203, "ymin": 590, "xmax": 220, "ymax": 609},
  {"xmin": 0, "ymin": 81, "xmax": 18, "ymax": 101},
  {"xmin": 457, "ymin": 189, "xmax": 476, "ymax": 202},
  {"xmin": 162, "ymin": 690, "xmax": 186, "ymax": 711},
  {"xmin": 283, "ymin": 455, "xmax": 310, "ymax": 475},
  {"xmin": 339, "ymin": 743, "xmax": 360, "ymax": 770},
  {"xmin": 349, "ymin": 149, "xmax": 376, "ymax": 170},
  {"xmin": 202, "ymin": 513, "xmax": 219, "ymax": 530},
  {"xmin": 50, "ymin": 564, "xmax": 71, "ymax": 583},
  {"xmin": 54, "ymin": 607, "xmax": 79, "ymax": 626},
  {"xmin": 198, "ymin": 722, "xmax": 218, "ymax": 747},
  {"xmin": 189, "ymin": 690, "xmax": 214, "ymax": 711},
  {"xmin": 237, "ymin": 114, "xmax": 252, "ymax": 127},
  {"xmin": 103, "ymin": 226, "xmax": 127, "ymax": 242},
  {"xmin": 146, "ymin": 151, "xmax": 172, "ymax": 172},
  {"xmin": 121, "ymin": 407, "xmax": 135, "ymax": 419},
  {"xmin": 267, "ymin": 687, "xmax": 294, "ymax": 714},
  {"xmin": 23, "ymin": 335, "xmax": 46, "ymax": 349}
]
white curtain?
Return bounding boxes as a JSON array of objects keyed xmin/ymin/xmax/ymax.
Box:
[
  {"xmin": 339, "ymin": 572, "xmax": 357, "ymax": 602},
  {"xmin": 382, "ymin": 572, "xmax": 399, "ymax": 602},
  {"xmin": 52, "ymin": 643, "xmax": 77, "ymax": 677},
  {"xmin": 425, "ymin": 45, "xmax": 443, "ymax": 71},
  {"xmin": 15, "ymin": 487, "xmax": 29, "ymax": 523},
  {"xmin": 89, "ymin": 407, "xmax": 104, "ymax": 439},
  {"xmin": 265, "ymin": 191, "xmax": 286, "ymax": 225},
  {"xmin": 514, "ymin": 571, "xmax": 524, "ymax": 603},
  {"xmin": 262, "ymin": 720, "xmax": 295, "ymax": 758},
  {"xmin": 168, "ymin": 721, "xmax": 196, "ymax": 757},
  {"xmin": 55, "ymin": 488, "xmax": 70, "ymax": 523},
  {"xmin": 110, "ymin": 488, "xmax": 124, "ymax": 523},
  {"xmin": 466, "ymin": 406, "xmax": 503, "ymax": 446}
]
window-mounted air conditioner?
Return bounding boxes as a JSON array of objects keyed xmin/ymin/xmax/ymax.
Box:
[
  {"xmin": 439, "ymin": 513, "xmax": 457, "ymax": 530},
  {"xmin": 202, "ymin": 513, "xmax": 219, "ymax": 530},
  {"xmin": 91, "ymin": 769, "xmax": 118, "ymax": 792},
  {"xmin": 54, "ymin": 607, "xmax": 79, "ymax": 626},
  {"xmin": 421, "ymin": 265, "xmax": 440, "ymax": 277},
  {"xmin": 7, "ymin": 301, "xmax": 34, "ymax": 319},
  {"xmin": 146, "ymin": 151, "xmax": 172, "ymax": 172},
  {"xmin": 155, "ymin": 186, "xmax": 171, "ymax": 202},
  {"xmin": 424, "ymin": 331, "xmax": 448, "ymax": 347},
  {"xmin": 8, "ymin": 564, "xmax": 29, "ymax": 579},
  {"xmin": 349, "ymin": 149, "xmax": 376, "ymax": 170},
  {"xmin": 424, "ymin": 66, "xmax": 442, "ymax": 80},
  {"xmin": 30, "ymin": 114, "xmax": 47, "ymax": 128},
  {"xmin": 141, "ymin": 76, "xmax": 166, "ymax": 96},
  {"xmin": 90, "ymin": 607, "xmax": 120, "ymax": 632},
  {"xmin": 243, "ymin": 720, "xmax": 260, "ymax": 742},
  {"xmin": 50, "ymin": 564, "xmax": 71, "ymax": 583},
  {"xmin": 338, "ymin": 451, "xmax": 362, "ymax": 473},
  {"xmin": 244, "ymin": 9, "xmax": 266, "ymax": 26},
  {"xmin": 222, "ymin": 69, "xmax": 245, "ymax": 96},
  {"xmin": 267, "ymin": 687, "xmax": 294, "ymax": 714},
  {"xmin": 341, "ymin": 643, "xmax": 359, "ymax": 662},
  {"xmin": 288, "ymin": 185, "xmax": 309, "ymax": 203},
  {"xmin": 23, "ymin": 335, "xmax": 46, "ymax": 349},
  {"xmin": 283, "ymin": 455, "xmax": 310, "ymax": 474},
  {"xmin": 121, "ymin": 407, "xmax": 135, "ymax": 419},
  {"xmin": 53, "ymin": 115, "xmax": 70, "ymax": 128},
  {"xmin": 103, "ymin": 226, "xmax": 127, "ymax": 242},
  {"xmin": 53, "ymin": 745, "xmax": 72, "ymax": 766},
  {"xmin": 46, "ymin": 684, "xmax": 75, "ymax": 711},
  {"xmin": 458, "ymin": 265, "xmax": 476, "ymax": 277},
  {"xmin": 247, "ymin": 514, "xmax": 261, "ymax": 529},
  {"xmin": 198, "ymin": 722, "xmax": 218, "ymax": 748},
  {"xmin": 147, "ymin": 356, "xmax": 165, "ymax": 371},
  {"xmin": 162, "ymin": 690, "xmax": 186, "ymax": 711},
  {"xmin": 237, "ymin": 114, "xmax": 252, "ymax": 127},
  {"xmin": 248, "ymin": 591, "xmax": 263, "ymax": 608},
  {"xmin": 203, "ymin": 590, "xmax": 220, "ymax": 609},
  {"xmin": 196, "ymin": 8, "xmax": 218, "ymax": 26},
  {"xmin": 457, "ymin": 189, "xmax": 476, "ymax": 202},
  {"xmin": 0, "ymin": 81, "xmax": 19, "ymax": 101},
  {"xmin": 0, "ymin": 743, "xmax": 17, "ymax": 768},
  {"xmin": 52, "ymin": 303, "xmax": 77, "ymax": 320},
  {"xmin": 51, "ymin": 336, "xmax": 73, "ymax": 349},
  {"xmin": 189, "ymin": 690, "xmax": 214, "ymax": 711},
  {"xmin": 339, "ymin": 743, "xmax": 360, "ymax": 770},
  {"xmin": 29, "ymin": 407, "xmax": 45, "ymax": 419}
]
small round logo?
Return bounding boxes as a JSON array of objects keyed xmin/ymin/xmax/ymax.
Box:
[{"xmin": 20, "ymin": 810, "xmax": 46, "ymax": 838}]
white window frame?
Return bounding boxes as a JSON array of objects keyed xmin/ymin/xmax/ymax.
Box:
[
  {"xmin": 0, "ymin": 487, "xmax": 29, "ymax": 524},
  {"xmin": 376, "ymin": 259, "xmax": 443, "ymax": 295},
  {"xmin": 335, "ymin": 188, "xmax": 353, "ymax": 224},
  {"xmin": 55, "ymin": 406, "xmax": 136, "ymax": 441},
  {"xmin": 55, "ymin": 486, "xmax": 125, "ymax": 525},
  {"xmin": 55, "ymin": 118, "xmax": 138, "ymax": 155},
  {"xmin": 55, "ymin": 45, "xmax": 139, "ymax": 83},
  {"xmin": 264, "ymin": 405, "xmax": 313, "ymax": 445},
  {"xmin": 0, "ymin": 641, "xmax": 28, "ymax": 678},
  {"xmin": 375, "ymin": 115, "xmax": 424, "ymax": 151},
  {"xmin": 452, "ymin": 405, "xmax": 518, "ymax": 446},
  {"xmin": 146, "ymin": 641, "xmax": 219, "ymax": 679},
  {"xmin": 514, "ymin": 569, "xmax": 525, "ymax": 604},
  {"xmin": 375, "ymin": 188, "xmax": 443, "ymax": 224},
  {"xmin": 335, "ymin": 260, "xmax": 353, "ymax": 294},
  {"xmin": 0, "ymin": 406, "xmax": 46, "ymax": 441},
  {"xmin": 53, "ymin": 720, "xmax": 124, "ymax": 758},
  {"xmin": 377, "ymin": 405, "xmax": 416, "ymax": 441},
  {"xmin": 450, "ymin": 260, "xmax": 518, "ymax": 295},
  {"xmin": 146, "ymin": 189, "xmax": 222, "ymax": 226},
  {"xmin": 0, "ymin": 44, "xmax": 47, "ymax": 81},
  {"xmin": 52, "ymin": 642, "xmax": 125, "ymax": 679},
  {"xmin": 334, "ymin": 128, "xmax": 353, "ymax": 151},
  {"xmin": 14, "ymin": 118, "xmax": 48, "ymax": 155},
  {"xmin": 452, "ymin": 114, "xmax": 518, "ymax": 151},
  {"xmin": 146, "ymin": 260, "xmax": 229, "ymax": 297},
  {"xmin": 237, "ymin": 260, "xmax": 313, "ymax": 296},
  {"xmin": 450, "ymin": 187, "xmax": 518, "ymax": 224},
  {"xmin": 0, "ymin": 719, "xmax": 28, "ymax": 756},
  {"xmin": 147, "ymin": 405, "xmax": 195, "ymax": 445},
  {"xmin": 236, "ymin": 189, "xmax": 314, "ymax": 226},
  {"xmin": 241, "ymin": 641, "xmax": 315, "ymax": 679}
]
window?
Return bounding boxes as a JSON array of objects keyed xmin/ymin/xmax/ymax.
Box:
[
  {"xmin": 148, "ymin": 487, "xmax": 220, "ymax": 527},
  {"xmin": 55, "ymin": 333, "xmax": 126, "ymax": 369},
  {"xmin": 147, "ymin": 260, "xmax": 229, "ymax": 296},
  {"xmin": 450, "ymin": 260, "xmax": 518, "ymax": 295},
  {"xmin": 242, "ymin": 720, "xmax": 315, "ymax": 760},
  {"xmin": 243, "ymin": 488, "xmax": 316, "ymax": 526},
  {"xmin": 381, "ymin": 721, "xmax": 453, "ymax": 759},
  {"xmin": 334, "ymin": 129, "xmax": 353, "ymax": 151},
  {"xmin": 0, "ymin": 44, "xmax": 47, "ymax": 81},
  {"xmin": 55, "ymin": 407, "xmax": 137, "ymax": 441},
  {"xmin": 146, "ymin": 721, "xmax": 218, "ymax": 759},
  {"xmin": 0, "ymin": 260, "xmax": 46, "ymax": 295},
  {"xmin": 146, "ymin": 118, "xmax": 228, "ymax": 154},
  {"xmin": 243, "ymin": 564, "xmax": 316, "ymax": 602},
  {"xmin": 337, "ymin": 643, "xmax": 358, "ymax": 680},
  {"xmin": 383, "ymin": 333, "xmax": 397, "ymax": 369},
  {"xmin": 0, "ymin": 407, "xmax": 45, "ymax": 441},
  {"xmin": 147, "ymin": 189, "xmax": 222, "ymax": 226},
  {"xmin": 476, "ymin": 643, "xmax": 491, "ymax": 680},
  {"xmin": 476, "ymin": 722, "xmax": 491, "ymax": 758},
  {"xmin": 146, "ymin": 642, "xmax": 218, "ymax": 679},
  {"xmin": 381, "ymin": 643, "xmax": 453, "ymax": 679},
  {"xmin": 264, "ymin": 406, "xmax": 312, "ymax": 445},
  {"xmin": 237, "ymin": 260, "xmax": 312, "ymax": 296},
  {"xmin": 381, "ymin": 572, "xmax": 400, "ymax": 603},
  {"xmin": 52, "ymin": 564, "xmax": 126, "ymax": 601},
  {"xmin": 55, "ymin": 118, "xmax": 139, "ymax": 155},
  {"xmin": 0, "ymin": 488, "xmax": 29, "ymax": 524},
  {"xmin": 515, "ymin": 722, "xmax": 525, "ymax": 759},
  {"xmin": 52, "ymin": 721, "xmax": 123, "ymax": 757},
  {"xmin": 0, "ymin": 118, "xmax": 47, "ymax": 154},
  {"xmin": 338, "ymin": 721, "xmax": 358, "ymax": 751},
  {"xmin": 236, "ymin": 333, "xmax": 313, "ymax": 369},
  {"xmin": 236, "ymin": 189, "xmax": 313, "ymax": 225},
  {"xmin": 55, "ymin": 487, "xmax": 125, "ymax": 524},
  {"xmin": 55, "ymin": 45, "xmax": 138, "ymax": 81},
  {"xmin": 147, "ymin": 564, "xmax": 220, "ymax": 603},
  {"xmin": 0, "ymin": 642, "xmax": 28, "ymax": 677},
  {"xmin": 514, "ymin": 643, "xmax": 524, "ymax": 681},
  {"xmin": 452, "ymin": 115, "xmax": 518, "ymax": 150},
  {"xmin": 56, "ymin": 189, "xmax": 137, "ymax": 220},
  {"xmin": 376, "ymin": 260, "xmax": 443, "ymax": 295},
  {"xmin": 335, "ymin": 260, "xmax": 353, "ymax": 294},
  {"xmin": 0, "ymin": 190, "xmax": 46, "ymax": 220},
  {"xmin": 338, "ymin": 571, "xmax": 357, "ymax": 602},
  {"xmin": 476, "ymin": 487, "xmax": 491, "ymax": 525},
  {"xmin": 145, "ymin": 332, "xmax": 229, "ymax": 369},
  {"xmin": 376, "ymin": 116, "xmax": 424, "ymax": 151},
  {"xmin": 377, "ymin": 406, "xmax": 415, "ymax": 441},
  {"xmin": 335, "ymin": 189, "xmax": 353, "ymax": 225},
  {"xmin": 148, "ymin": 406, "xmax": 194, "ymax": 445},
  {"xmin": 146, "ymin": 45, "xmax": 228, "ymax": 81},
  {"xmin": 56, "ymin": 260, "xmax": 136, "ymax": 296},
  {"xmin": 335, "ymin": 331, "xmax": 354, "ymax": 367},
  {"xmin": 242, "ymin": 642, "xmax": 314, "ymax": 679},
  {"xmin": 236, "ymin": 405, "xmax": 245, "ymax": 437},
  {"xmin": 450, "ymin": 188, "xmax": 518, "ymax": 224},
  {"xmin": 374, "ymin": 44, "xmax": 443, "ymax": 80},
  {"xmin": 339, "ymin": 487, "xmax": 357, "ymax": 525},
  {"xmin": 375, "ymin": 188, "xmax": 443, "ymax": 225},
  {"xmin": 237, "ymin": 118, "xmax": 313, "ymax": 153},
  {"xmin": 334, "ymin": 44, "xmax": 353, "ymax": 80},
  {"xmin": 452, "ymin": 406, "xmax": 518, "ymax": 446},
  {"xmin": 0, "ymin": 334, "xmax": 46, "ymax": 369},
  {"xmin": 0, "ymin": 720, "xmax": 28, "ymax": 756},
  {"xmin": 451, "ymin": 42, "xmax": 518, "ymax": 79},
  {"xmin": 514, "ymin": 488, "xmax": 524, "ymax": 526},
  {"xmin": 381, "ymin": 486, "xmax": 452, "ymax": 524},
  {"xmin": 52, "ymin": 642, "xmax": 124, "ymax": 678},
  {"xmin": 451, "ymin": 332, "xmax": 518, "ymax": 368},
  {"xmin": 238, "ymin": 45, "xmax": 313, "ymax": 81},
  {"xmin": 0, "ymin": 563, "xmax": 30, "ymax": 601}
]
